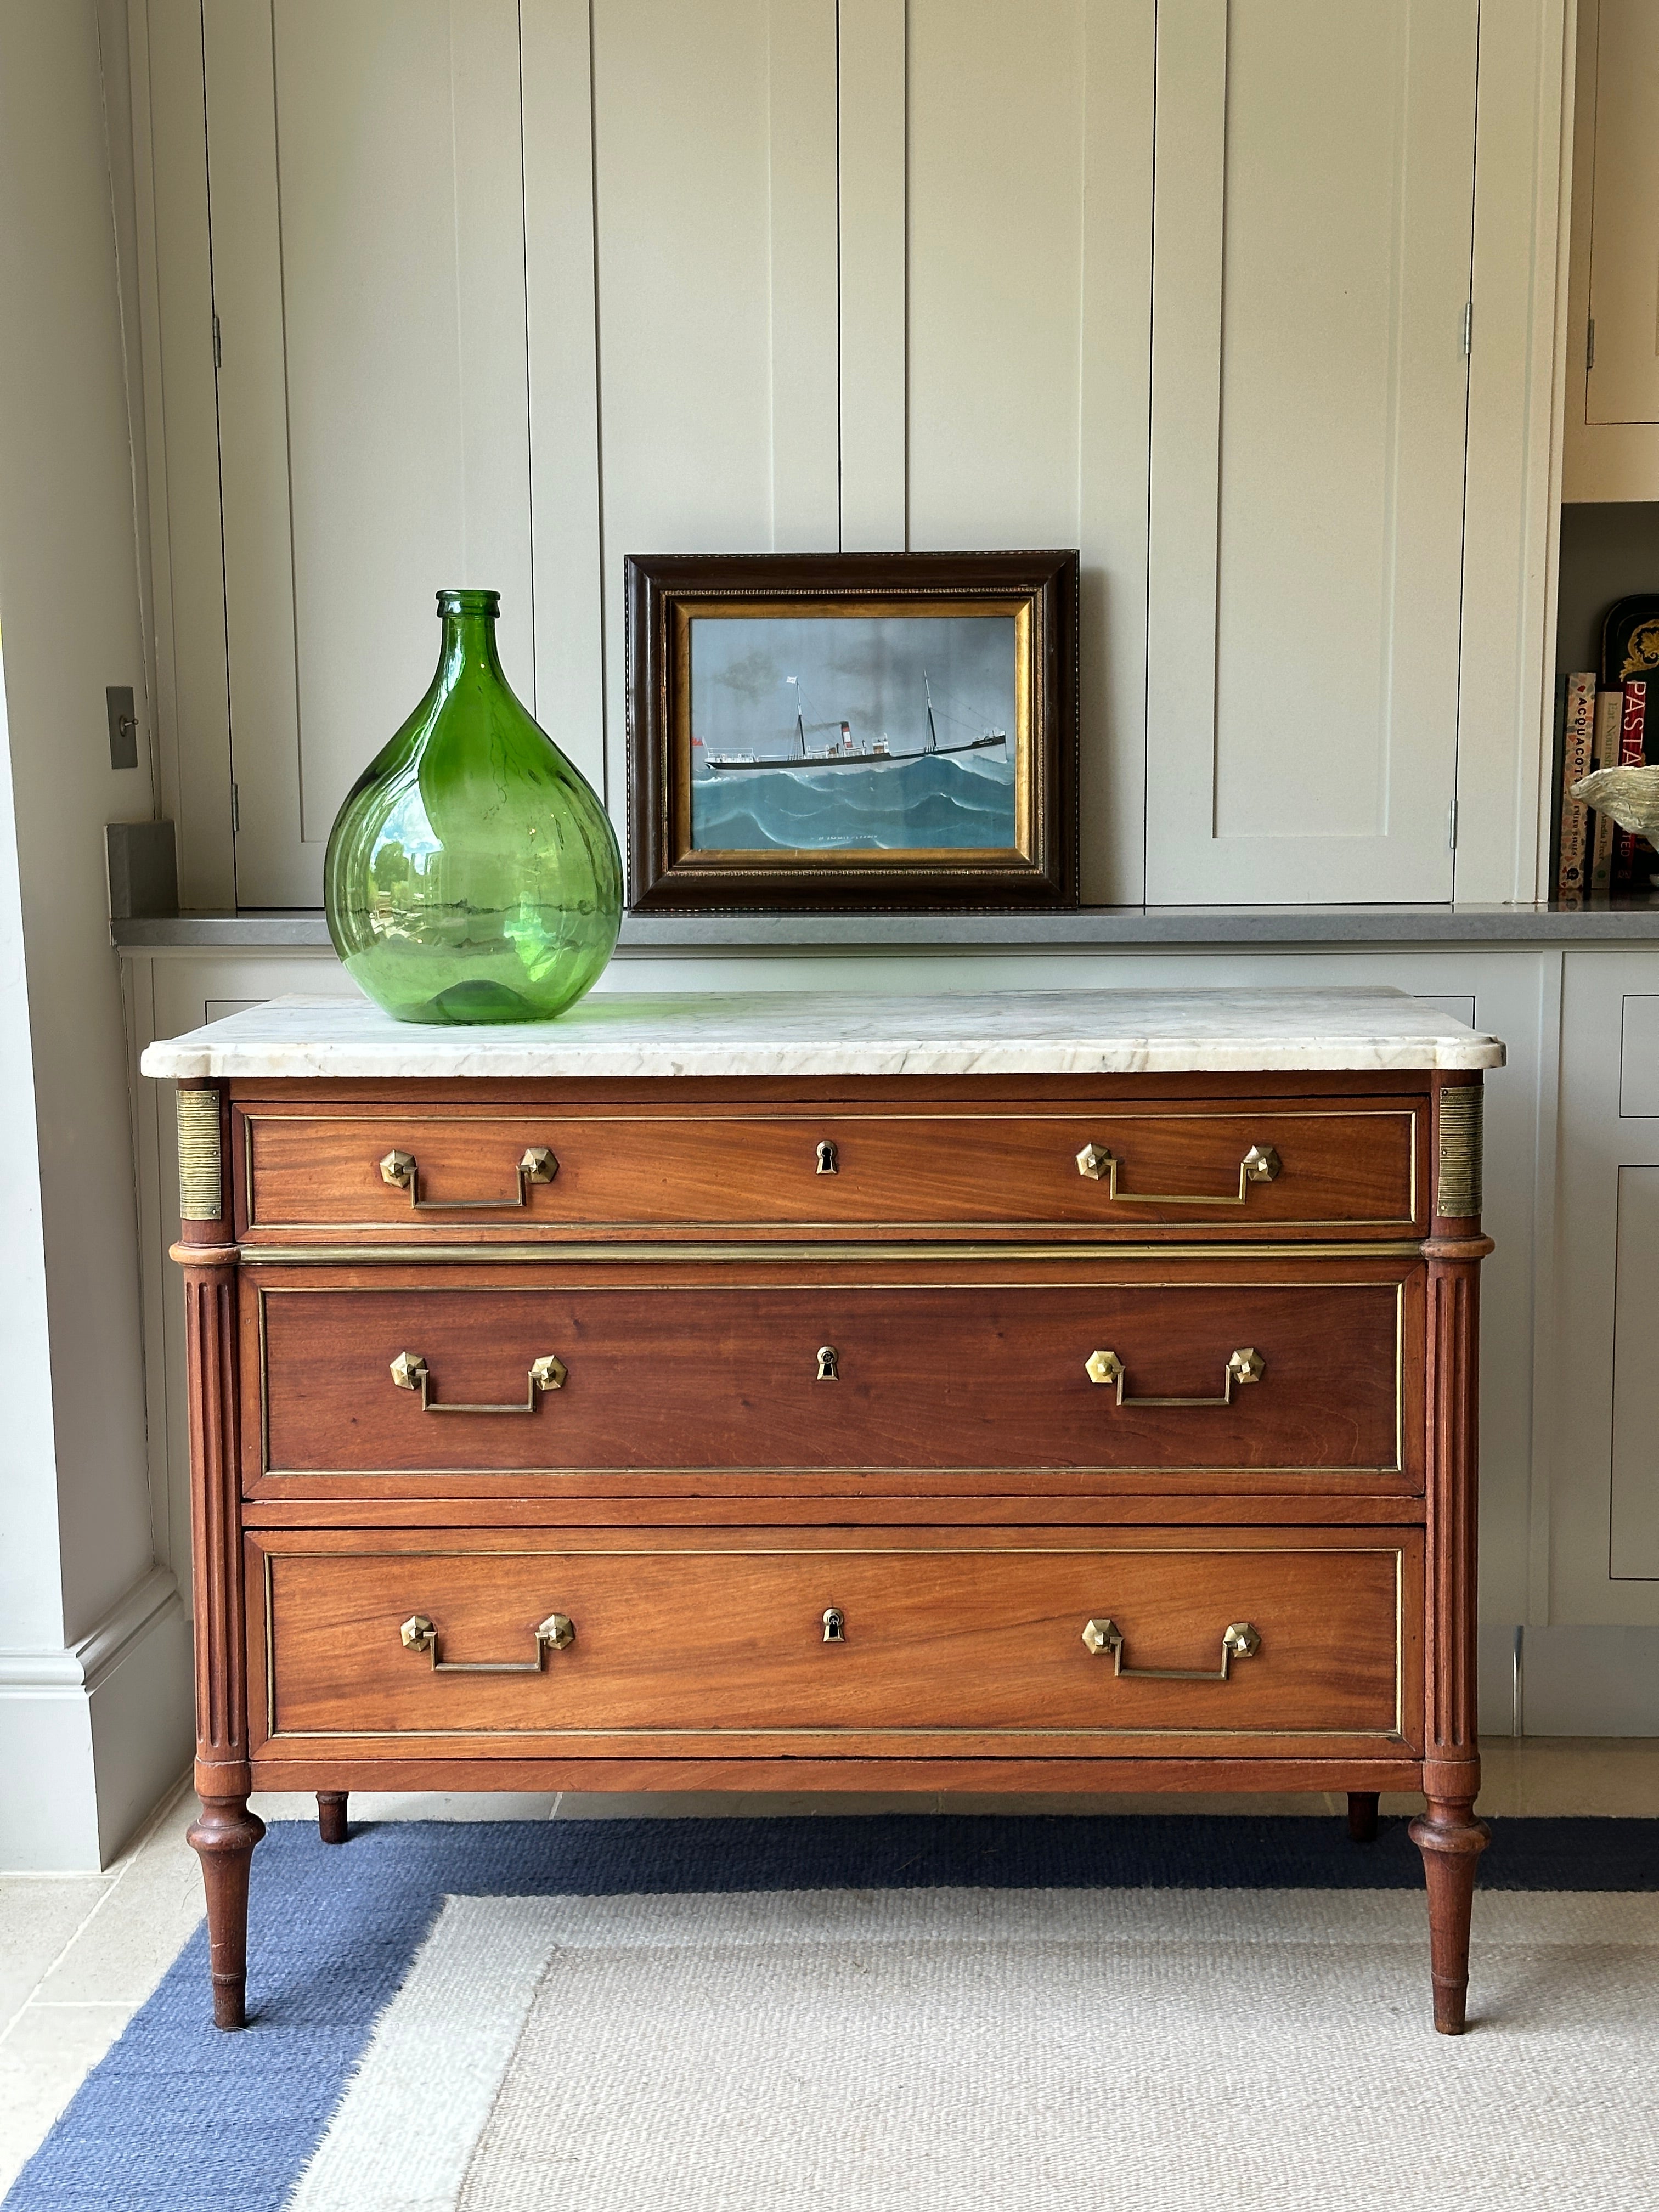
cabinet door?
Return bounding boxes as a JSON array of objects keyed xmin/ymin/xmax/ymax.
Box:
[
  {"xmin": 204, "ymin": 0, "xmax": 537, "ymax": 906},
  {"xmin": 1584, "ymin": 0, "xmax": 1659, "ymax": 428},
  {"xmin": 1144, "ymin": 0, "xmax": 1476, "ymax": 906}
]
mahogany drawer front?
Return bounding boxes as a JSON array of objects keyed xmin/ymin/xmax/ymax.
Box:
[
  {"xmin": 250, "ymin": 1271, "xmax": 1419, "ymax": 1489},
  {"xmin": 248, "ymin": 1527, "xmax": 1420, "ymax": 1758},
  {"xmin": 236, "ymin": 1101, "xmax": 1424, "ymax": 1239}
]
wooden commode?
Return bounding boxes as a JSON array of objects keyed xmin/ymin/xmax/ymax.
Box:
[{"xmin": 142, "ymin": 987, "xmax": 1502, "ymax": 2034}]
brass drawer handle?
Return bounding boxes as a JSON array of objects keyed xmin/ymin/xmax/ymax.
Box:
[
  {"xmin": 1075, "ymin": 1140, "xmax": 1279, "ymax": 1202},
  {"xmin": 1085, "ymin": 1346, "xmax": 1264, "ymax": 1403},
  {"xmin": 390, "ymin": 1350, "xmax": 566, "ymax": 1412},
  {"xmin": 379, "ymin": 1145, "xmax": 557, "ymax": 1210},
  {"xmin": 400, "ymin": 1611, "xmax": 574, "ymax": 1671},
  {"xmin": 1082, "ymin": 1617, "xmax": 1261, "ymax": 1679}
]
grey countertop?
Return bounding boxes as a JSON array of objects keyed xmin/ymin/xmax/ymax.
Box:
[{"xmin": 111, "ymin": 901, "xmax": 1659, "ymax": 952}]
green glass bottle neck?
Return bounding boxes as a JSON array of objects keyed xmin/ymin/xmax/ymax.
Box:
[{"xmin": 435, "ymin": 612, "xmax": 507, "ymax": 692}]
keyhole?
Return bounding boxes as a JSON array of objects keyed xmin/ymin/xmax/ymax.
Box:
[
  {"xmin": 816, "ymin": 1140, "xmax": 838, "ymax": 1176},
  {"xmin": 822, "ymin": 1607, "xmax": 846, "ymax": 1643},
  {"xmin": 816, "ymin": 1345, "xmax": 839, "ymax": 1382}
]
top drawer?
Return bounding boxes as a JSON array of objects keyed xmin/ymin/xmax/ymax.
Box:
[{"xmin": 236, "ymin": 1096, "xmax": 1425, "ymax": 1242}]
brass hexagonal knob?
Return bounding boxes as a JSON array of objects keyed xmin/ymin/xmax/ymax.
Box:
[
  {"xmin": 380, "ymin": 1148, "xmax": 415, "ymax": 1188},
  {"xmin": 1085, "ymin": 1348, "xmax": 1124, "ymax": 1387},
  {"xmin": 529, "ymin": 1354, "xmax": 567, "ymax": 1392},
  {"xmin": 1081, "ymin": 1616, "xmax": 1122, "ymax": 1656},
  {"xmin": 537, "ymin": 1612, "xmax": 576, "ymax": 1651},
  {"xmin": 1222, "ymin": 1622, "xmax": 1262, "ymax": 1663},
  {"xmin": 401, "ymin": 1613, "xmax": 436, "ymax": 1652},
  {"xmin": 1076, "ymin": 1141, "xmax": 1113, "ymax": 1182},
  {"xmin": 520, "ymin": 1147, "xmax": 558, "ymax": 1184},
  {"xmin": 390, "ymin": 1351, "xmax": 428, "ymax": 1392},
  {"xmin": 1226, "ymin": 1348, "xmax": 1265, "ymax": 1389},
  {"xmin": 1241, "ymin": 1144, "xmax": 1280, "ymax": 1184}
]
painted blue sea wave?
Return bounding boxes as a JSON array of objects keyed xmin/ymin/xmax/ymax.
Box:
[{"xmin": 691, "ymin": 751, "xmax": 1016, "ymax": 853}]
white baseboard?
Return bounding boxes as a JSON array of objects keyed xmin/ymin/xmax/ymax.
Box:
[
  {"xmin": 1515, "ymin": 1625, "xmax": 1659, "ymax": 1737},
  {"xmin": 0, "ymin": 1566, "xmax": 193, "ymax": 1869}
]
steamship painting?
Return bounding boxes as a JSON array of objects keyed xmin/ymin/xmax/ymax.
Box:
[{"xmin": 688, "ymin": 612, "xmax": 1018, "ymax": 853}]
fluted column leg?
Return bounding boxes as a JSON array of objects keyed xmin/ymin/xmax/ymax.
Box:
[
  {"xmin": 1414, "ymin": 1074, "xmax": 1493, "ymax": 2034},
  {"xmin": 176, "ymin": 1081, "xmax": 262, "ymax": 2028}
]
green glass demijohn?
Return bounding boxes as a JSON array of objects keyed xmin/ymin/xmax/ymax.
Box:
[{"xmin": 324, "ymin": 590, "xmax": 622, "ymax": 1024}]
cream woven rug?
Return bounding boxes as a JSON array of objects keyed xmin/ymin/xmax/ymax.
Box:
[{"xmin": 289, "ymin": 1887, "xmax": 1659, "ymax": 2212}]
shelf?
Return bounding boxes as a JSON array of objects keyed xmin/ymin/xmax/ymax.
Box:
[{"xmin": 111, "ymin": 902, "xmax": 1659, "ymax": 953}]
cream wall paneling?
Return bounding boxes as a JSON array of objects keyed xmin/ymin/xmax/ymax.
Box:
[
  {"xmin": 128, "ymin": 0, "xmax": 235, "ymax": 908},
  {"xmin": 203, "ymin": 0, "xmax": 538, "ymax": 906},
  {"xmin": 1145, "ymin": 0, "xmax": 1478, "ymax": 906},
  {"xmin": 899, "ymin": 0, "xmax": 1154, "ymax": 901},
  {"xmin": 1563, "ymin": 0, "xmax": 1659, "ymax": 500},
  {"xmin": 588, "ymin": 0, "xmax": 839, "ymax": 853},
  {"xmin": 1454, "ymin": 0, "xmax": 1574, "ymax": 907},
  {"xmin": 1552, "ymin": 953, "xmax": 1659, "ymax": 1620},
  {"xmin": 145, "ymin": 0, "xmax": 1570, "ymax": 911}
]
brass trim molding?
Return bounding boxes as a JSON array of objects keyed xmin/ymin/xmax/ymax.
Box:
[
  {"xmin": 238, "ymin": 1239, "xmax": 1429, "ymax": 1266},
  {"xmin": 177, "ymin": 1090, "xmax": 222, "ymax": 1222},
  {"xmin": 1435, "ymin": 1088, "xmax": 1483, "ymax": 1217}
]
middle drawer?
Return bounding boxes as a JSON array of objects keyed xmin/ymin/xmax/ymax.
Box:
[{"xmin": 247, "ymin": 1265, "xmax": 1420, "ymax": 1494}]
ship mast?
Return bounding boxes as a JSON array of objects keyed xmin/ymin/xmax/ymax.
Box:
[
  {"xmin": 925, "ymin": 673, "xmax": 938, "ymax": 754},
  {"xmin": 790, "ymin": 676, "xmax": 806, "ymax": 759}
]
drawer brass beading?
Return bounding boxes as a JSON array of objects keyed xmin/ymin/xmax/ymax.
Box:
[
  {"xmin": 1085, "ymin": 1345, "xmax": 1265, "ymax": 1404},
  {"xmin": 1075, "ymin": 1139, "xmax": 1280, "ymax": 1203},
  {"xmin": 1081, "ymin": 1616, "xmax": 1261, "ymax": 1679},
  {"xmin": 379, "ymin": 1145, "xmax": 557, "ymax": 1211}
]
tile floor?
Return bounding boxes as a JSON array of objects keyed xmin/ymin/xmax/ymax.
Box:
[{"xmin": 2, "ymin": 1740, "xmax": 1656, "ymax": 2196}]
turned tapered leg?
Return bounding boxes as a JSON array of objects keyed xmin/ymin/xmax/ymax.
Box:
[
  {"xmin": 187, "ymin": 1796, "xmax": 266, "ymax": 2030},
  {"xmin": 317, "ymin": 1791, "xmax": 349, "ymax": 1845},
  {"xmin": 1409, "ymin": 1797, "xmax": 1489, "ymax": 2033},
  {"xmin": 1346, "ymin": 1791, "xmax": 1380, "ymax": 1843}
]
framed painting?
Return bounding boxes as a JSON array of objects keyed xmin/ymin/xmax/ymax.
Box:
[{"xmin": 625, "ymin": 551, "xmax": 1078, "ymax": 911}]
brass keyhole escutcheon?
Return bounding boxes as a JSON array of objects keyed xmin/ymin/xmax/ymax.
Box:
[
  {"xmin": 817, "ymin": 1345, "xmax": 839, "ymax": 1382},
  {"xmin": 822, "ymin": 1607, "xmax": 847, "ymax": 1643},
  {"xmin": 816, "ymin": 1140, "xmax": 839, "ymax": 1175}
]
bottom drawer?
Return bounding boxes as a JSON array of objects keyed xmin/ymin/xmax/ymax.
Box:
[{"xmin": 250, "ymin": 1527, "xmax": 1421, "ymax": 1759}]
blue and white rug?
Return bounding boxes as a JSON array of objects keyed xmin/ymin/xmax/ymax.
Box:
[{"xmin": 5, "ymin": 1816, "xmax": 1657, "ymax": 2212}]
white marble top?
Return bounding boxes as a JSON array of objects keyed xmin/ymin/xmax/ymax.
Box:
[{"xmin": 140, "ymin": 987, "xmax": 1504, "ymax": 1080}]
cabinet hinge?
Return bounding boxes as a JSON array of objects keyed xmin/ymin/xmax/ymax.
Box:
[
  {"xmin": 1587, "ymin": 316, "xmax": 1596, "ymax": 373},
  {"xmin": 1461, "ymin": 300, "xmax": 1472, "ymax": 357},
  {"xmin": 212, "ymin": 313, "xmax": 222, "ymax": 369},
  {"xmin": 230, "ymin": 780, "xmax": 239, "ymax": 835},
  {"xmin": 1448, "ymin": 798, "xmax": 1459, "ymax": 851}
]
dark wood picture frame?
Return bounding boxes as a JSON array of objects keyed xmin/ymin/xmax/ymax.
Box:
[{"xmin": 625, "ymin": 550, "xmax": 1079, "ymax": 911}]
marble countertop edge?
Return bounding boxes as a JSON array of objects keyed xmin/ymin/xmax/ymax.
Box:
[{"xmin": 139, "ymin": 989, "xmax": 1506, "ymax": 1080}]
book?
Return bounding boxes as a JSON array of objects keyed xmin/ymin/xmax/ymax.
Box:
[
  {"xmin": 1556, "ymin": 670, "xmax": 1596, "ymax": 906},
  {"xmin": 1616, "ymin": 679, "xmax": 1649, "ymax": 894},
  {"xmin": 1591, "ymin": 688, "xmax": 1622, "ymax": 893}
]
